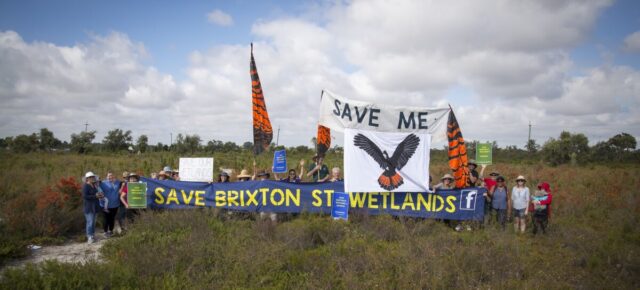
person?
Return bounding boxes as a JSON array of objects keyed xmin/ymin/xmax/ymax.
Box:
[
  {"xmin": 119, "ymin": 173, "xmax": 140, "ymax": 209},
  {"xmin": 489, "ymin": 176, "xmax": 511, "ymax": 230},
  {"xmin": 158, "ymin": 171, "xmax": 169, "ymax": 180},
  {"xmin": 99, "ymin": 172, "xmax": 121, "ymax": 238},
  {"xmin": 217, "ymin": 171, "xmax": 230, "ymax": 183},
  {"xmin": 467, "ymin": 160, "xmax": 479, "ymax": 187},
  {"xmin": 480, "ymin": 170, "xmax": 500, "ymax": 225},
  {"xmin": 172, "ymin": 169, "xmax": 180, "ymax": 181},
  {"xmin": 255, "ymin": 169, "xmax": 272, "ymax": 181},
  {"xmin": 82, "ymin": 171, "xmax": 101, "ymax": 244},
  {"xmin": 115, "ymin": 171, "xmax": 129, "ymax": 232},
  {"xmin": 236, "ymin": 169, "xmax": 252, "ymax": 181},
  {"xmin": 531, "ymin": 182, "xmax": 553, "ymax": 235},
  {"xmin": 274, "ymin": 160, "xmax": 305, "ymax": 183},
  {"xmin": 511, "ymin": 175, "xmax": 530, "ymax": 234},
  {"xmin": 162, "ymin": 166, "xmax": 174, "ymax": 180},
  {"xmin": 150, "ymin": 172, "xmax": 158, "ymax": 179},
  {"xmin": 328, "ymin": 167, "xmax": 343, "ymax": 182},
  {"xmin": 434, "ymin": 174, "xmax": 455, "ymax": 189},
  {"xmin": 306, "ymin": 155, "xmax": 329, "ymax": 182}
]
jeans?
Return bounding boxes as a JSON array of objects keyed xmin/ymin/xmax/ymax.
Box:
[{"xmin": 84, "ymin": 212, "xmax": 97, "ymax": 237}]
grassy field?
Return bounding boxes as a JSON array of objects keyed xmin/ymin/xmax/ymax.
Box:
[{"xmin": 0, "ymin": 151, "xmax": 639, "ymax": 289}]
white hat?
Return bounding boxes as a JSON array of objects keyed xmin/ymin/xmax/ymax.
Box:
[
  {"xmin": 516, "ymin": 175, "xmax": 526, "ymax": 182},
  {"xmin": 85, "ymin": 171, "xmax": 96, "ymax": 178}
]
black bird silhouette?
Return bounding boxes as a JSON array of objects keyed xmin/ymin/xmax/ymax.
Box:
[{"xmin": 354, "ymin": 133, "xmax": 420, "ymax": 190}]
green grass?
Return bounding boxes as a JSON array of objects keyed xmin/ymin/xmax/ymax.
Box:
[{"xmin": 0, "ymin": 151, "xmax": 639, "ymax": 289}]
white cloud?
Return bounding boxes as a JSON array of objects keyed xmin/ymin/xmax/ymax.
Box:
[
  {"xmin": 2, "ymin": 0, "xmax": 639, "ymax": 149},
  {"xmin": 623, "ymin": 31, "xmax": 640, "ymax": 52},
  {"xmin": 207, "ymin": 9, "xmax": 234, "ymax": 26}
]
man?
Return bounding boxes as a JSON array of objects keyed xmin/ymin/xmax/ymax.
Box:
[
  {"xmin": 306, "ymin": 155, "xmax": 329, "ymax": 182},
  {"xmin": 99, "ymin": 172, "xmax": 121, "ymax": 237},
  {"xmin": 467, "ymin": 159, "xmax": 479, "ymax": 187}
]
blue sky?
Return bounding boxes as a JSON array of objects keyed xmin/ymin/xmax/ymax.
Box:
[{"xmin": 0, "ymin": 0, "xmax": 639, "ymax": 147}]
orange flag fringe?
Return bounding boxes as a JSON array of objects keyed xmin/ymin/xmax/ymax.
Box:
[
  {"xmin": 250, "ymin": 43, "xmax": 273, "ymax": 155},
  {"xmin": 447, "ymin": 109, "xmax": 470, "ymax": 188},
  {"xmin": 316, "ymin": 125, "xmax": 331, "ymax": 158}
]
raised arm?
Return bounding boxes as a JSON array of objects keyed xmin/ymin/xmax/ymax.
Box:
[{"xmin": 298, "ymin": 159, "xmax": 305, "ymax": 180}]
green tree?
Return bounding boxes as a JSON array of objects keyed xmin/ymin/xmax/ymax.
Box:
[
  {"xmin": 11, "ymin": 134, "xmax": 39, "ymax": 153},
  {"xmin": 136, "ymin": 135, "xmax": 149, "ymax": 153},
  {"xmin": 525, "ymin": 139, "xmax": 540, "ymax": 153},
  {"xmin": 541, "ymin": 131, "xmax": 589, "ymax": 166},
  {"xmin": 103, "ymin": 129, "xmax": 132, "ymax": 152},
  {"xmin": 0, "ymin": 136, "xmax": 12, "ymax": 149},
  {"xmin": 183, "ymin": 135, "xmax": 202, "ymax": 154},
  {"xmin": 70, "ymin": 131, "xmax": 96, "ymax": 154},
  {"xmin": 609, "ymin": 133, "xmax": 636, "ymax": 151},
  {"xmin": 38, "ymin": 128, "xmax": 61, "ymax": 151},
  {"xmin": 242, "ymin": 141, "xmax": 253, "ymax": 151}
]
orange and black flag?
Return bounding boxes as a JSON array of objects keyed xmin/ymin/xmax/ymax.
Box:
[
  {"xmin": 250, "ymin": 43, "xmax": 273, "ymax": 155},
  {"xmin": 447, "ymin": 109, "xmax": 470, "ymax": 188},
  {"xmin": 316, "ymin": 125, "xmax": 331, "ymax": 158}
]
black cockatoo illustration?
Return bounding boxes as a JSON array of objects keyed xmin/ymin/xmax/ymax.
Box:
[{"xmin": 353, "ymin": 133, "xmax": 420, "ymax": 190}]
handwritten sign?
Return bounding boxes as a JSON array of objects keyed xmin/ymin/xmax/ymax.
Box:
[{"xmin": 179, "ymin": 158, "xmax": 214, "ymax": 182}]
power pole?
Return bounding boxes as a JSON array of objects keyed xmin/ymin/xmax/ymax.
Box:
[
  {"xmin": 276, "ymin": 126, "xmax": 280, "ymax": 146},
  {"xmin": 528, "ymin": 121, "xmax": 532, "ymax": 143},
  {"xmin": 84, "ymin": 121, "xmax": 89, "ymax": 132},
  {"xmin": 170, "ymin": 133, "xmax": 173, "ymax": 146}
]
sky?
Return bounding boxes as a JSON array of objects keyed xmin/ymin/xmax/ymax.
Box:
[{"xmin": 1, "ymin": 0, "xmax": 639, "ymax": 149}]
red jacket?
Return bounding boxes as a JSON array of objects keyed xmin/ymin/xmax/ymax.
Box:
[{"xmin": 530, "ymin": 182, "xmax": 553, "ymax": 219}]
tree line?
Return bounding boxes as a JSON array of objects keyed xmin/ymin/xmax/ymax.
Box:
[{"xmin": 0, "ymin": 128, "xmax": 637, "ymax": 166}]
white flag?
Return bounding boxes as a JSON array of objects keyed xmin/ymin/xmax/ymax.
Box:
[
  {"xmin": 344, "ymin": 128, "xmax": 430, "ymax": 192},
  {"xmin": 319, "ymin": 90, "xmax": 449, "ymax": 142}
]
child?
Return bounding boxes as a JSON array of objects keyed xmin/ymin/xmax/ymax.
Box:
[
  {"xmin": 95, "ymin": 177, "xmax": 109, "ymax": 213},
  {"xmin": 531, "ymin": 182, "xmax": 552, "ymax": 235}
]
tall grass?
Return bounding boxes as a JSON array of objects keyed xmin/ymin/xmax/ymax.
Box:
[{"xmin": 0, "ymin": 152, "xmax": 639, "ymax": 289}]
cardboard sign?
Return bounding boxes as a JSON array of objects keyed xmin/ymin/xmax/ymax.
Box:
[
  {"xmin": 272, "ymin": 150, "xmax": 287, "ymax": 173},
  {"xmin": 179, "ymin": 158, "xmax": 214, "ymax": 182},
  {"xmin": 331, "ymin": 192, "xmax": 350, "ymax": 220},
  {"xmin": 127, "ymin": 182, "xmax": 147, "ymax": 209},
  {"xmin": 476, "ymin": 143, "xmax": 493, "ymax": 165}
]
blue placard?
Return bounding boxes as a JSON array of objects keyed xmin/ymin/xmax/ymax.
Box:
[
  {"xmin": 273, "ymin": 150, "xmax": 287, "ymax": 173},
  {"xmin": 331, "ymin": 192, "xmax": 350, "ymax": 220}
]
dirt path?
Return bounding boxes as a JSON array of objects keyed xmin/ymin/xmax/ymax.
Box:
[{"xmin": 3, "ymin": 239, "xmax": 106, "ymax": 270}]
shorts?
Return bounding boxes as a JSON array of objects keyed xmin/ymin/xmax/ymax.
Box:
[{"xmin": 513, "ymin": 208, "xmax": 527, "ymax": 218}]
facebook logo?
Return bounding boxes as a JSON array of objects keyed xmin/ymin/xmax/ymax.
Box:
[{"xmin": 459, "ymin": 190, "xmax": 478, "ymax": 211}]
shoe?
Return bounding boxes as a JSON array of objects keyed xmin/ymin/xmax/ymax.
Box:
[
  {"xmin": 88, "ymin": 236, "xmax": 95, "ymax": 244},
  {"xmin": 454, "ymin": 225, "xmax": 463, "ymax": 232},
  {"xmin": 104, "ymin": 232, "xmax": 112, "ymax": 238},
  {"xmin": 466, "ymin": 225, "xmax": 472, "ymax": 231}
]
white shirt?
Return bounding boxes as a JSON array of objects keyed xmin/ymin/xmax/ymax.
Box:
[{"xmin": 511, "ymin": 186, "xmax": 530, "ymax": 210}]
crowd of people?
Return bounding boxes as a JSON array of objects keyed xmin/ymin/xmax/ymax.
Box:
[{"xmin": 81, "ymin": 154, "xmax": 552, "ymax": 244}]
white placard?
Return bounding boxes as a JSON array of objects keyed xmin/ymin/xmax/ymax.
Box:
[{"xmin": 179, "ymin": 158, "xmax": 214, "ymax": 182}]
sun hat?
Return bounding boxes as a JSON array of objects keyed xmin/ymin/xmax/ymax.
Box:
[
  {"xmin": 158, "ymin": 170, "xmax": 169, "ymax": 177},
  {"xmin": 220, "ymin": 171, "xmax": 229, "ymax": 177},
  {"xmin": 163, "ymin": 166, "xmax": 173, "ymax": 173},
  {"xmin": 516, "ymin": 175, "xmax": 526, "ymax": 182},
  {"xmin": 441, "ymin": 173, "xmax": 454, "ymax": 181},
  {"xmin": 468, "ymin": 159, "xmax": 478, "ymax": 167},
  {"xmin": 257, "ymin": 170, "xmax": 270, "ymax": 178},
  {"xmin": 128, "ymin": 172, "xmax": 139, "ymax": 178},
  {"xmin": 496, "ymin": 176, "xmax": 505, "ymax": 182},
  {"xmin": 489, "ymin": 172, "xmax": 500, "ymax": 177},
  {"xmin": 85, "ymin": 171, "xmax": 96, "ymax": 178},
  {"xmin": 237, "ymin": 169, "xmax": 252, "ymax": 179}
]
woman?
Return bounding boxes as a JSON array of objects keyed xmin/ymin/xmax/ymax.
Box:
[
  {"xmin": 511, "ymin": 175, "xmax": 530, "ymax": 233},
  {"xmin": 236, "ymin": 169, "xmax": 252, "ymax": 182},
  {"xmin": 434, "ymin": 174, "xmax": 455, "ymax": 190},
  {"xmin": 328, "ymin": 167, "xmax": 343, "ymax": 182},
  {"xmin": 119, "ymin": 173, "xmax": 140, "ymax": 209},
  {"xmin": 489, "ymin": 176, "xmax": 511, "ymax": 230},
  {"xmin": 531, "ymin": 182, "xmax": 553, "ymax": 235},
  {"xmin": 82, "ymin": 171, "xmax": 101, "ymax": 244},
  {"xmin": 99, "ymin": 172, "xmax": 121, "ymax": 238},
  {"xmin": 217, "ymin": 171, "xmax": 230, "ymax": 183}
]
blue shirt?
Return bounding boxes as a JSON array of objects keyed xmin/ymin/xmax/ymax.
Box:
[{"xmin": 99, "ymin": 180, "xmax": 121, "ymax": 208}]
